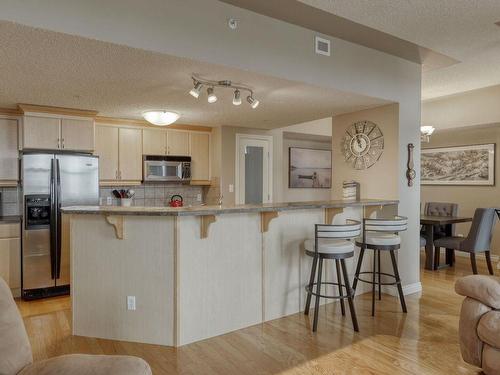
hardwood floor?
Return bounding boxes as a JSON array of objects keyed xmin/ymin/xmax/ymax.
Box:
[{"xmin": 17, "ymin": 255, "xmax": 488, "ymax": 375}]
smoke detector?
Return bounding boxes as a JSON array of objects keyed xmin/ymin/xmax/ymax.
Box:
[{"xmin": 228, "ymin": 18, "xmax": 239, "ymax": 30}]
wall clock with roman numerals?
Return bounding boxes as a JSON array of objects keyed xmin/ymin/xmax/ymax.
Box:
[{"xmin": 341, "ymin": 120, "xmax": 384, "ymax": 170}]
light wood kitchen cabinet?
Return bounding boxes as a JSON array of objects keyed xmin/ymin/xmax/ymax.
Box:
[
  {"xmin": 190, "ymin": 132, "xmax": 210, "ymax": 182},
  {"xmin": 119, "ymin": 128, "xmax": 142, "ymax": 181},
  {"xmin": 0, "ymin": 223, "xmax": 21, "ymax": 296},
  {"xmin": 23, "ymin": 116, "xmax": 60, "ymax": 150},
  {"xmin": 167, "ymin": 130, "xmax": 190, "ymax": 156},
  {"xmin": 95, "ymin": 125, "xmax": 142, "ymax": 184},
  {"xmin": 23, "ymin": 115, "xmax": 94, "ymax": 151},
  {"xmin": 61, "ymin": 118, "xmax": 94, "ymax": 151},
  {"xmin": 95, "ymin": 125, "xmax": 119, "ymax": 181},
  {"xmin": 0, "ymin": 119, "xmax": 19, "ymax": 185},
  {"xmin": 143, "ymin": 128, "xmax": 167, "ymax": 155}
]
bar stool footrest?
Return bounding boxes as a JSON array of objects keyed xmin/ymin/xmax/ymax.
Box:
[
  {"xmin": 354, "ymin": 271, "xmax": 401, "ymax": 286},
  {"xmin": 305, "ymin": 282, "xmax": 353, "ymax": 299}
]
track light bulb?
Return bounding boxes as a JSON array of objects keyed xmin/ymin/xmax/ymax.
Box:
[
  {"xmin": 232, "ymin": 90, "xmax": 242, "ymax": 106},
  {"xmin": 247, "ymin": 95, "xmax": 260, "ymax": 109},
  {"xmin": 207, "ymin": 87, "xmax": 217, "ymax": 103},
  {"xmin": 189, "ymin": 81, "xmax": 203, "ymax": 98}
]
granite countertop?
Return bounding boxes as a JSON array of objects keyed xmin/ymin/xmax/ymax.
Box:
[
  {"xmin": 0, "ymin": 215, "xmax": 21, "ymax": 223},
  {"xmin": 61, "ymin": 199, "xmax": 398, "ymax": 217}
]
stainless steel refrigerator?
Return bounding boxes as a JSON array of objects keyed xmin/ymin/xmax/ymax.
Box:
[{"xmin": 21, "ymin": 152, "xmax": 99, "ymax": 299}]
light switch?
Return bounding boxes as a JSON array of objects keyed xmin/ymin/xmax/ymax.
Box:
[
  {"xmin": 229, "ymin": 184, "xmax": 234, "ymax": 193},
  {"xmin": 127, "ymin": 296, "xmax": 136, "ymax": 311}
]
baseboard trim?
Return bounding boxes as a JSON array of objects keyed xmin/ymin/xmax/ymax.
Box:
[
  {"xmin": 452, "ymin": 251, "xmax": 499, "ymax": 262},
  {"xmin": 381, "ymin": 282, "xmax": 422, "ymax": 297}
]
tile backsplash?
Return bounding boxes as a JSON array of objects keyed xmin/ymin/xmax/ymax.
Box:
[
  {"xmin": 99, "ymin": 183, "xmax": 205, "ymax": 207},
  {"xmin": 0, "ymin": 183, "xmax": 204, "ymax": 217},
  {"xmin": 0, "ymin": 186, "xmax": 21, "ymax": 216}
]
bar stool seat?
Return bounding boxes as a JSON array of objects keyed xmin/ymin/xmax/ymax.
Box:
[
  {"xmin": 304, "ymin": 239, "xmax": 354, "ymax": 255},
  {"xmin": 358, "ymin": 233, "xmax": 401, "ymax": 247}
]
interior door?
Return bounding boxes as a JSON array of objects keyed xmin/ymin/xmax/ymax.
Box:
[{"xmin": 237, "ymin": 137, "xmax": 272, "ymax": 205}]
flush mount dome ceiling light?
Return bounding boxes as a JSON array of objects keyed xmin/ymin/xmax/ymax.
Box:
[
  {"xmin": 142, "ymin": 110, "xmax": 180, "ymax": 126},
  {"xmin": 189, "ymin": 76, "xmax": 260, "ymax": 108}
]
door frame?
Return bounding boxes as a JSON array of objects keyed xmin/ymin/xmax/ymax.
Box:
[{"xmin": 235, "ymin": 133, "xmax": 274, "ymax": 205}]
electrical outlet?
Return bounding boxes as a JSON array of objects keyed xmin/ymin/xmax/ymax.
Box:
[
  {"xmin": 106, "ymin": 197, "xmax": 113, "ymax": 205},
  {"xmin": 229, "ymin": 184, "xmax": 234, "ymax": 193},
  {"xmin": 196, "ymin": 193, "xmax": 202, "ymax": 202},
  {"xmin": 127, "ymin": 296, "xmax": 136, "ymax": 311}
]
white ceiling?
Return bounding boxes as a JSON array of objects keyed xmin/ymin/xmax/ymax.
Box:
[
  {"xmin": 299, "ymin": 0, "xmax": 500, "ymax": 100},
  {"xmin": 0, "ymin": 21, "xmax": 389, "ymax": 129}
]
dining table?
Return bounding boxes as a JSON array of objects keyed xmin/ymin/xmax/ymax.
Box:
[{"xmin": 420, "ymin": 215, "xmax": 473, "ymax": 270}]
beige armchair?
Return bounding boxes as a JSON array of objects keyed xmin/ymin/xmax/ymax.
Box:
[
  {"xmin": 0, "ymin": 278, "xmax": 152, "ymax": 375},
  {"xmin": 455, "ymin": 275, "xmax": 500, "ymax": 375}
]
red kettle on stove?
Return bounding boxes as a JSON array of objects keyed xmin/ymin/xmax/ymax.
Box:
[{"xmin": 169, "ymin": 194, "xmax": 183, "ymax": 207}]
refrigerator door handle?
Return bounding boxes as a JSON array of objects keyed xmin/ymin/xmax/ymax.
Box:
[
  {"xmin": 55, "ymin": 158, "xmax": 62, "ymax": 279},
  {"xmin": 49, "ymin": 158, "xmax": 57, "ymax": 280}
]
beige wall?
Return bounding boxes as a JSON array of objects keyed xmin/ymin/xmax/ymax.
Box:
[
  {"xmin": 422, "ymin": 84, "xmax": 500, "ymax": 130},
  {"xmin": 331, "ymin": 104, "xmax": 399, "ymax": 200},
  {"xmin": 420, "ymin": 124, "xmax": 500, "ymax": 256}
]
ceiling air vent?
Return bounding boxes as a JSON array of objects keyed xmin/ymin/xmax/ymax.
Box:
[{"xmin": 315, "ymin": 36, "xmax": 331, "ymax": 56}]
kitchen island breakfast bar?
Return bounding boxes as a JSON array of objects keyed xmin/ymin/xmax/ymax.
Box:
[{"xmin": 62, "ymin": 199, "xmax": 398, "ymax": 347}]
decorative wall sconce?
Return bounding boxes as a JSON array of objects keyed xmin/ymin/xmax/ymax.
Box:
[{"xmin": 420, "ymin": 126, "xmax": 435, "ymax": 143}]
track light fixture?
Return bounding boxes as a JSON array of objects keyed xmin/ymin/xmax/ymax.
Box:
[
  {"xmin": 247, "ymin": 95, "xmax": 259, "ymax": 109},
  {"xmin": 189, "ymin": 75, "xmax": 260, "ymax": 109},
  {"xmin": 207, "ymin": 87, "xmax": 217, "ymax": 104},
  {"xmin": 189, "ymin": 81, "xmax": 203, "ymax": 98},
  {"xmin": 232, "ymin": 89, "xmax": 241, "ymax": 106}
]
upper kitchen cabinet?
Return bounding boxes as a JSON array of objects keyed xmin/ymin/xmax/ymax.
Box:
[
  {"xmin": 19, "ymin": 104, "xmax": 97, "ymax": 152},
  {"xmin": 95, "ymin": 124, "xmax": 142, "ymax": 185},
  {"xmin": 60, "ymin": 118, "xmax": 94, "ymax": 151},
  {"xmin": 143, "ymin": 128, "xmax": 167, "ymax": 155},
  {"xmin": 95, "ymin": 125, "xmax": 119, "ymax": 181},
  {"xmin": 119, "ymin": 128, "xmax": 142, "ymax": 181},
  {"xmin": 167, "ymin": 130, "xmax": 190, "ymax": 156},
  {"xmin": 23, "ymin": 116, "xmax": 60, "ymax": 150},
  {"xmin": 0, "ymin": 119, "xmax": 19, "ymax": 185},
  {"xmin": 190, "ymin": 132, "xmax": 211, "ymax": 183}
]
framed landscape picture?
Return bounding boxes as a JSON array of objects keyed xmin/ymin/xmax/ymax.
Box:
[
  {"xmin": 421, "ymin": 143, "xmax": 495, "ymax": 186},
  {"xmin": 289, "ymin": 147, "xmax": 332, "ymax": 188}
]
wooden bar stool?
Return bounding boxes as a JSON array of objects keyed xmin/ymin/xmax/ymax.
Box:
[
  {"xmin": 353, "ymin": 216, "xmax": 408, "ymax": 316},
  {"xmin": 303, "ymin": 220, "xmax": 361, "ymax": 332}
]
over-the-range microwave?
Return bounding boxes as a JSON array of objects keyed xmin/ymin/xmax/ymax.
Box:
[{"xmin": 143, "ymin": 155, "xmax": 191, "ymax": 182}]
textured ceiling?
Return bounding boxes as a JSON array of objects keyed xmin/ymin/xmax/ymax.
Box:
[
  {"xmin": 0, "ymin": 21, "xmax": 389, "ymax": 129},
  {"xmin": 298, "ymin": 0, "xmax": 500, "ymax": 100}
]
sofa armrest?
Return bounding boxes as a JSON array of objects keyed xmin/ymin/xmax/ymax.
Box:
[{"xmin": 455, "ymin": 275, "xmax": 500, "ymax": 309}]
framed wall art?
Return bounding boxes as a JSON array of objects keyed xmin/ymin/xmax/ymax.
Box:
[
  {"xmin": 289, "ymin": 147, "xmax": 332, "ymax": 188},
  {"xmin": 421, "ymin": 143, "xmax": 495, "ymax": 186}
]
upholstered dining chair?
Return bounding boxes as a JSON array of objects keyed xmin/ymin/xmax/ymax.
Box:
[
  {"xmin": 434, "ymin": 208, "xmax": 497, "ymax": 275},
  {"xmin": 0, "ymin": 277, "xmax": 152, "ymax": 375},
  {"xmin": 424, "ymin": 202, "xmax": 459, "ymax": 237}
]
